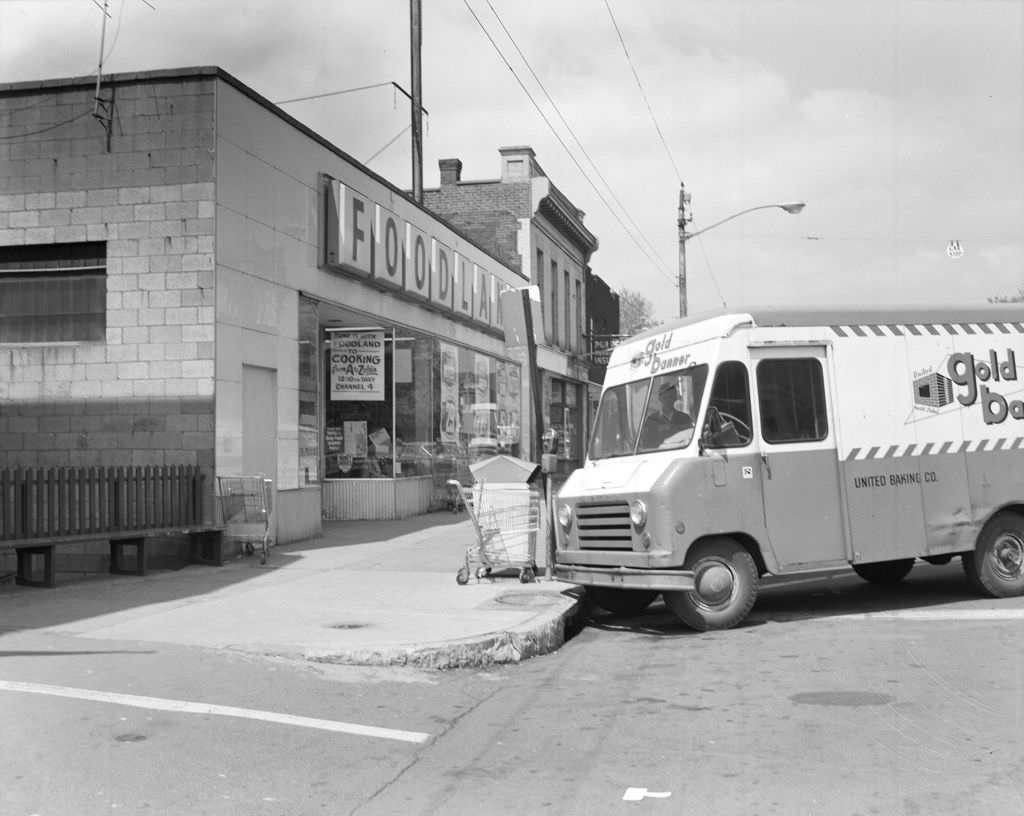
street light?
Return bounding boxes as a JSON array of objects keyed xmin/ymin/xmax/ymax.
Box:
[{"xmin": 677, "ymin": 183, "xmax": 805, "ymax": 317}]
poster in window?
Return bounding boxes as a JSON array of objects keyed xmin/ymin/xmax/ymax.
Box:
[
  {"xmin": 474, "ymin": 353, "xmax": 489, "ymax": 403},
  {"xmin": 325, "ymin": 424, "xmax": 343, "ymax": 452},
  {"xmin": 343, "ymin": 421, "xmax": 368, "ymax": 457},
  {"xmin": 439, "ymin": 342, "xmax": 459, "ymax": 444},
  {"xmin": 330, "ymin": 332, "xmax": 385, "ymax": 401}
]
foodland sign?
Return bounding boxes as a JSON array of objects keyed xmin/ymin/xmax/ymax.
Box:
[{"xmin": 322, "ymin": 175, "xmax": 512, "ymax": 332}]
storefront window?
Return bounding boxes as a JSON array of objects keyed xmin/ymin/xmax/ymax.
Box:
[
  {"xmin": 547, "ymin": 377, "xmax": 582, "ymax": 473},
  {"xmin": 451, "ymin": 348, "xmax": 522, "ymax": 462},
  {"xmin": 322, "ymin": 326, "xmax": 521, "ymax": 483},
  {"xmin": 324, "ymin": 328, "xmax": 395, "ymax": 478}
]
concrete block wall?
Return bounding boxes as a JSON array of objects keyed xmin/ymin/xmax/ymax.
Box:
[{"xmin": 0, "ymin": 74, "xmax": 218, "ymax": 477}]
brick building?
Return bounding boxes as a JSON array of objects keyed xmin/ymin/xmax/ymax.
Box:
[
  {"xmin": 1, "ymin": 66, "xmax": 534, "ymax": 566},
  {"xmin": 423, "ymin": 147, "xmax": 599, "ymax": 474}
]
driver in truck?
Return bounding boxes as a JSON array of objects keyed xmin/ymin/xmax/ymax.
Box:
[{"xmin": 642, "ymin": 381, "xmax": 693, "ymax": 448}]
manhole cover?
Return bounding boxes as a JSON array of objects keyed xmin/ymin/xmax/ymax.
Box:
[
  {"xmin": 493, "ymin": 592, "xmax": 562, "ymax": 608},
  {"xmin": 115, "ymin": 734, "xmax": 147, "ymax": 743},
  {"xmin": 790, "ymin": 691, "xmax": 894, "ymax": 707},
  {"xmin": 328, "ymin": 622, "xmax": 369, "ymax": 630}
]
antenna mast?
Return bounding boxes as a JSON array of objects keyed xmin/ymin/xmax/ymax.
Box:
[{"xmin": 92, "ymin": 0, "xmax": 112, "ymax": 127}]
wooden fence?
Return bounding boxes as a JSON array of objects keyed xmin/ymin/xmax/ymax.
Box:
[{"xmin": 0, "ymin": 465, "xmax": 205, "ymax": 542}]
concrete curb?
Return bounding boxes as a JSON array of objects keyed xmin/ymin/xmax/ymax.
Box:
[{"xmin": 302, "ymin": 588, "xmax": 587, "ymax": 670}]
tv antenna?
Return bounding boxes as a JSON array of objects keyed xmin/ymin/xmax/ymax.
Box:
[{"xmin": 92, "ymin": 0, "xmax": 156, "ymax": 143}]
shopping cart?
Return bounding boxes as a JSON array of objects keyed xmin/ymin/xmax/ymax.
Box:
[
  {"xmin": 218, "ymin": 475, "xmax": 274, "ymax": 565},
  {"xmin": 448, "ymin": 479, "xmax": 539, "ymax": 585}
]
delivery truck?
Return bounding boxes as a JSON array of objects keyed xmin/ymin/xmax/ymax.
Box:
[{"xmin": 553, "ymin": 307, "xmax": 1024, "ymax": 630}]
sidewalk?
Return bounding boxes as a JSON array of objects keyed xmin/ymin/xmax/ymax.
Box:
[{"xmin": 0, "ymin": 513, "xmax": 585, "ymax": 669}]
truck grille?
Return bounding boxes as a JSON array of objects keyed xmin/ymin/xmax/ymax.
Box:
[{"xmin": 576, "ymin": 502, "xmax": 634, "ymax": 550}]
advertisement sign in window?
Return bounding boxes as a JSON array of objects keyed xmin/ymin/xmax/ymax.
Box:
[
  {"xmin": 439, "ymin": 341, "xmax": 459, "ymax": 443},
  {"xmin": 331, "ymin": 332, "xmax": 385, "ymax": 401}
]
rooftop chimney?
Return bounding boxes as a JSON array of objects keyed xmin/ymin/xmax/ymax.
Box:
[{"xmin": 439, "ymin": 158, "xmax": 462, "ymax": 186}]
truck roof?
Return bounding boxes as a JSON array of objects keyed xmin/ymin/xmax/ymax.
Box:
[{"xmin": 629, "ymin": 305, "xmax": 1024, "ymax": 343}]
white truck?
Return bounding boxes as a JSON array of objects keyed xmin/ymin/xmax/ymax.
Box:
[{"xmin": 553, "ymin": 307, "xmax": 1024, "ymax": 630}]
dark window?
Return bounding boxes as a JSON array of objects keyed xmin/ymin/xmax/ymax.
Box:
[
  {"xmin": 756, "ymin": 358, "xmax": 828, "ymax": 443},
  {"xmin": 563, "ymin": 269, "xmax": 570, "ymax": 349},
  {"xmin": 0, "ymin": 242, "xmax": 106, "ymax": 343},
  {"xmin": 550, "ymin": 260, "xmax": 559, "ymax": 346},
  {"xmin": 704, "ymin": 361, "xmax": 752, "ymax": 447}
]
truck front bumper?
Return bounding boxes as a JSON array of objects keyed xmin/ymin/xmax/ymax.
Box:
[{"xmin": 554, "ymin": 564, "xmax": 695, "ymax": 592}]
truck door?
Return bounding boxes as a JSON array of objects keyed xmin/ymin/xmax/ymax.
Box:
[{"xmin": 751, "ymin": 346, "xmax": 847, "ymax": 569}]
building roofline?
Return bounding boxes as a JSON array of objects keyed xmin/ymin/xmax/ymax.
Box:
[{"xmin": 0, "ymin": 66, "xmax": 520, "ymax": 278}]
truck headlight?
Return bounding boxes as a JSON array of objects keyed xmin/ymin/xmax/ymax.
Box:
[
  {"xmin": 629, "ymin": 499, "xmax": 647, "ymax": 529},
  {"xmin": 556, "ymin": 502, "xmax": 573, "ymax": 530}
]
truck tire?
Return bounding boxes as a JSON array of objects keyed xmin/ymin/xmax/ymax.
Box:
[
  {"xmin": 852, "ymin": 559, "xmax": 915, "ymax": 584},
  {"xmin": 963, "ymin": 512, "xmax": 1024, "ymax": 598},
  {"xmin": 587, "ymin": 587, "xmax": 659, "ymax": 616},
  {"xmin": 664, "ymin": 537, "xmax": 758, "ymax": 631}
]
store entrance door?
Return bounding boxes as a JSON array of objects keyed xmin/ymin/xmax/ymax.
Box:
[{"xmin": 243, "ymin": 364, "xmax": 278, "ymax": 483}]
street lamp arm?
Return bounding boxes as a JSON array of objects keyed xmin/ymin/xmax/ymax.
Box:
[{"xmin": 683, "ymin": 202, "xmax": 805, "ymax": 242}]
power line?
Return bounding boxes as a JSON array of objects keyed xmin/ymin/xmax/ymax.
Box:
[
  {"xmin": 0, "ymin": 110, "xmax": 93, "ymax": 140},
  {"xmin": 484, "ymin": 1, "xmax": 674, "ymax": 279},
  {"xmin": 605, "ymin": 0, "xmax": 683, "ymax": 185},
  {"xmin": 464, "ymin": 0, "xmax": 676, "ymax": 286},
  {"xmin": 275, "ymin": 83, "xmax": 395, "ymax": 105},
  {"xmin": 365, "ymin": 125, "xmax": 411, "ymax": 165},
  {"xmin": 275, "ymin": 82, "xmax": 429, "ymax": 118}
]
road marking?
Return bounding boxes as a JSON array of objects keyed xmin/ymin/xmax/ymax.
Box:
[
  {"xmin": 623, "ymin": 787, "xmax": 672, "ymax": 801},
  {"xmin": 844, "ymin": 609, "xmax": 1024, "ymax": 620},
  {"xmin": 0, "ymin": 680, "xmax": 431, "ymax": 744}
]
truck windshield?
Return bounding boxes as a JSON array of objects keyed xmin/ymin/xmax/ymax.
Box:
[{"xmin": 589, "ymin": 365, "xmax": 708, "ymax": 459}]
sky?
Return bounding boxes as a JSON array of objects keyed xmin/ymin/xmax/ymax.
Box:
[{"xmin": 2, "ymin": 0, "xmax": 1022, "ymax": 322}]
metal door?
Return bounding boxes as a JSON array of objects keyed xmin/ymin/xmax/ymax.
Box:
[{"xmin": 751, "ymin": 346, "xmax": 847, "ymax": 569}]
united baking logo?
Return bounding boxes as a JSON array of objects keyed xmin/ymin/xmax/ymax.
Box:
[
  {"xmin": 916, "ymin": 349, "xmax": 1021, "ymax": 424},
  {"xmin": 913, "ymin": 371, "xmax": 954, "ymax": 409}
]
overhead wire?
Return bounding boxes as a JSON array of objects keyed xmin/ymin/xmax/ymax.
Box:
[
  {"xmin": 606, "ymin": 0, "xmax": 732, "ymax": 310},
  {"xmin": 604, "ymin": 0, "xmax": 683, "ymax": 185},
  {"xmin": 485, "ymin": 0, "xmax": 674, "ymax": 279},
  {"xmin": 0, "ymin": 110, "xmax": 94, "ymax": 140},
  {"xmin": 275, "ymin": 83, "xmax": 396, "ymax": 105},
  {"xmin": 464, "ymin": 0, "xmax": 677, "ymax": 287},
  {"xmin": 365, "ymin": 125, "xmax": 411, "ymax": 165}
]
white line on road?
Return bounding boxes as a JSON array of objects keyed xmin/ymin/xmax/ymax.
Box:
[
  {"xmin": 0, "ymin": 680, "xmax": 431, "ymax": 744},
  {"xmin": 844, "ymin": 609, "xmax": 1024, "ymax": 620}
]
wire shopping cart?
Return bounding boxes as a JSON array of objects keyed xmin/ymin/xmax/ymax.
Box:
[
  {"xmin": 448, "ymin": 479, "xmax": 539, "ymax": 585},
  {"xmin": 218, "ymin": 475, "xmax": 274, "ymax": 565}
]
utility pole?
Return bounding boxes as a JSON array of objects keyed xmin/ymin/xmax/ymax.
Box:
[
  {"xmin": 677, "ymin": 182, "xmax": 692, "ymax": 318},
  {"xmin": 410, "ymin": 0, "xmax": 424, "ymax": 203}
]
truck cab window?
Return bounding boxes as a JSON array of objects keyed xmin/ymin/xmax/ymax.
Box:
[
  {"xmin": 636, "ymin": 366, "xmax": 707, "ymax": 453},
  {"xmin": 702, "ymin": 361, "xmax": 752, "ymax": 447},
  {"xmin": 756, "ymin": 358, "xmax": 828, "ymax": 443}
]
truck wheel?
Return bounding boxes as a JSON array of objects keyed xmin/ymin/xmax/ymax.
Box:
[
  {"xmin": 852, "ymin": 559, "xmax": 915, "ymax": 584},
  {"xmin": 664, "ymin": 537, "xmax": 758, "ymax": 631},
  {"xmin": 587, "ymin": 587, "xmax": 658, "ymax": 616},
  {"xmin": 963, "ymin": 512, "xmax": 1024, "ymax": 598}
]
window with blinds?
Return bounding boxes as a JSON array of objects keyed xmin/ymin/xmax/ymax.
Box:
[{"xmin": 0, "ymin": 242, "xmax": 107, "ymax": 343}]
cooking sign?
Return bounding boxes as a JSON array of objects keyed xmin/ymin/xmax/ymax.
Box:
[{"xmin": 331, "ymin": 331, "xmax": 385, "ymax": 401}]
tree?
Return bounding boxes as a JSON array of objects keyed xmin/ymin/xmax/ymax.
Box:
[{"xmin": 618, "ymin": 288, "xmax": 661, "ymax": 337}]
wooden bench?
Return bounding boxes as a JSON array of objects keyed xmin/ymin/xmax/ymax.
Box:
[{"xmin": 1, "ymin": 465, "xmax": 223, "ymax": 588}]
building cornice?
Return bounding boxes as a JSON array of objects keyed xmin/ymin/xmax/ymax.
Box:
[{"xmin": 535, "ymin": 183, "xmax": 599, "ymax": 261}]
